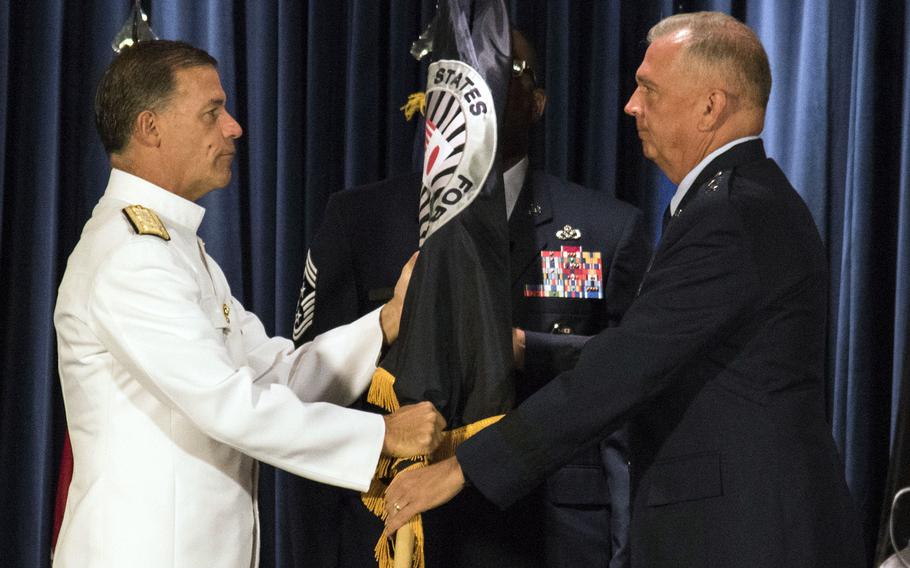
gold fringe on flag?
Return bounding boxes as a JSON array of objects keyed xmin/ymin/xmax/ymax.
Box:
[
  {"xmin": 430, "ymin": 414, "xmax": 504, "ymax": 462},
  {"xmin": 399, "ymin": 92, "xmax": 426, "ymax": 121},
  {"xmin": 361, "ymin": 366, "xmax": 505, "ymax": 568},
  {"xmin": 368, "ymin": 367, "xmax": 401, "ymax": 412},
  {"xmin": 372, "ymin": 461, "xmax": 427, "ymax": 568}
]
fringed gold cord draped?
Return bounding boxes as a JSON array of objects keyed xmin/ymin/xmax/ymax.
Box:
[{"xmin": 362, "ymin": 367, "xmax": 503, "ymax": 568}]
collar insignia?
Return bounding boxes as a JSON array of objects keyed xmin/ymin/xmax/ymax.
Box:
[{"xmin": 704, "ymin": 170, "xmax": 725, "ymax": 193}]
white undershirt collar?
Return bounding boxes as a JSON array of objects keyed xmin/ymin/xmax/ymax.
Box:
[
  {"xmin": 504, "ymin": 156, "xmax": 529, "ymax": 220},
  {"xmin": 105, "ymin": 168, "xmax": 206, "ymax": 232}
]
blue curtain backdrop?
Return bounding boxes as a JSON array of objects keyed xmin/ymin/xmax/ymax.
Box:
[{"xmin": 1, "ymin": 1, "xmax": 907, "ymax": 566}]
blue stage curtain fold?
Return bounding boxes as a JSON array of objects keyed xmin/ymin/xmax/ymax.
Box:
[
  {"xmin": 2, "ymin": 1, "xmax": 909, "ymax": 566},
  {"xmin": 832, "ymin": 0, "xmax": 908, "ymax": 553}
]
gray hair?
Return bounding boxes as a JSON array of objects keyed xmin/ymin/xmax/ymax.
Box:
[{"xmin": 649, "ymin": 12, "xmax": 772, "ymax": 110}]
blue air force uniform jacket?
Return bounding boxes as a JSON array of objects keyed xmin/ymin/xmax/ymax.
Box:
[
  {"xmin": 456, "ymin": 140, "xmax": 866, "ymax": 567},
  {"xmin": 509, "ymin": 171, "xmax": 649, "ymax": 568}
]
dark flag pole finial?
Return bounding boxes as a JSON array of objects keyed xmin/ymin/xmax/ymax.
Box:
[
  {"xmin": 410, "ymin": 12, "xmax": 437, "ymax": 62},
  {"xmin": 112, "ymin": 0, "xmax": 157, "ymax": 53}
]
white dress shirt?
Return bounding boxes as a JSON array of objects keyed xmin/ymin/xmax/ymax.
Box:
[
  {"xmin": 504, "ymin": 156, "xmax": 529, "ymax": 220},
  {"xmin": 53, "ymin": 169, "xmax": 385, "ymax": 567}
]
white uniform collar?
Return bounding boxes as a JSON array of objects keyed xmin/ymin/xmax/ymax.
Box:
[
  {"xmin": 105, "ymin": 168, "xmax": 207, "ymax": 233},
  {"xmin": 504, "ymin": 156, "xmax": 529, "ymax": 220},
  {"xmin": 670, "ymin": 136, "xmax": 760, "ymax": 215}
]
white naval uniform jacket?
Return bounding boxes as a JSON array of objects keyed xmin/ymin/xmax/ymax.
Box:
[{"xmin": 53, "ymin": 169, "xmax": 386, "ymax": 568}]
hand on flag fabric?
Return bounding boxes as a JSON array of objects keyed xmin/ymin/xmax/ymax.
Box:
[
  {"xmin": 379, "ymin": 252, "xmax": 419, "ymax": 345},
  {"xmin": 382, "ymin": 456, "xmax": 466, "ymax": 535},
  {"xmin": 381, "ymin": 401, "xmax": 446, "ymax": 457}
]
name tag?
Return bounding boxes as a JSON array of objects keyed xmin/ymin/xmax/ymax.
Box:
[{"xmin": 524, "ymin": 246, "xmax": 604, "ymax": 299}]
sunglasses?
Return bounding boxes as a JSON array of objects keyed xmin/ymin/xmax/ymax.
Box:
[{"xmin": 511, "ymin": 58, "xmax": 537, "ymax": 86}]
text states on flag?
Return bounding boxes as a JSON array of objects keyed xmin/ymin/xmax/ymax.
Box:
[{"xmin": 418, "ymin": 59, "xmax": 497, "ymax": 247}]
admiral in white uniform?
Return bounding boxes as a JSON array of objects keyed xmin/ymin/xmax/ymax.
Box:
[{"xmin": 53, "ymin": 40, "xmax": 442, "ymax": 568}]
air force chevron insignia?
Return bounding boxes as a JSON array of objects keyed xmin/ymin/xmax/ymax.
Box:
[
  {"xmin": 292, "ymin": 250, "xmax": 318, "ymax": 342},
  {"xmin": 122, "ymin": 205, "xmax": 170, "ymax": 241},
  {"xmin": 417, "ymin": 59, "xmax": 497, "ymax": 247},
  {"xmin": 524, "ymin": 246, "xmax": 604, "ymax": 299}
]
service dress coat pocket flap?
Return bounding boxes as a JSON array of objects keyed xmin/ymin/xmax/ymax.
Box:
[
  {"xmin": 546, "ymin": 464, "xmax": 610, "ymax": 506},
  {"xmin": 647, "ymin": 452, "xmax": 722, "ymax": 507}
]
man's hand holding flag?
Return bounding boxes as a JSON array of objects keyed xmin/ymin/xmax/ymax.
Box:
[
  {"xmin": 382, "ymin": 456, "xmax": 466, "ymax": 536},
  {"xmin": 360, "ymin": 0, "xmax": 513, "ymax": 566}
]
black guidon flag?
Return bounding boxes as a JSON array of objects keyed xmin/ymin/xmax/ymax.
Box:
[{"xmin": 361, "ymin": 1, "xmax": 512, "ymax": 566}]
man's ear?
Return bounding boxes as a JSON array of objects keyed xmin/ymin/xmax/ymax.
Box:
[
  {"xmin": 531, "ymin": 88, "xmax": 547, "ymax": 123},
  {"xmin": 698, "ymin": 88, "xmax": 728, "ymax": 132},
  {"xmin": 133, "ymin": 110, "xmax": 162, "ymax": 148}
]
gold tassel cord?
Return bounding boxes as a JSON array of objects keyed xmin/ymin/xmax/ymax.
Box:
[
  {"xmin": 368, "ymin": 367, "xmax": 401, "ymax": 412},
  {"xmin": 399, "ymin": 92, "xmax": 426, "ymax": 121},
  {"xmin": 372, "ymin": 461, "xmax": 427, "ymax": 568},
  {"xmin": 430, "ymin": 414, "xmax": 504, "ymax": 462},
  {"xmin": 362, "ymin": 366, "xmax": 505, "ymax": 568}
]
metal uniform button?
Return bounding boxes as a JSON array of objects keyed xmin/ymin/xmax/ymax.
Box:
[{"xmin": 550, "ymin": 321, "xmax": 574, "ymax": 335}]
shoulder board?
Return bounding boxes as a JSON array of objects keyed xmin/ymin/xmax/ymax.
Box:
[{"xmin": 122, "ymin": 205, "xmax": 171, "ymax": 241}]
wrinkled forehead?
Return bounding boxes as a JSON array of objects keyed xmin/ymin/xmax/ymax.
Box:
[{"xmin": 638, "ymin": 35, "xmax": 687, "ymax": 80}]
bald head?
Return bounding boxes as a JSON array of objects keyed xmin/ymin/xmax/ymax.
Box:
[{"xmin": 648, "ymin": 12, "xmax": 772, "ymax": 111}]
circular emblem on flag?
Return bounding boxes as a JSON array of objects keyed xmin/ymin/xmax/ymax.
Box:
[{"xmin": 418, "ymin": 59, "xmax": 497, "ymax": 245}]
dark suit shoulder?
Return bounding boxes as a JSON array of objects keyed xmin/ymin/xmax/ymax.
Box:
[
  {"xmin": 328, "ymin": 171, "xmax": 422, "ymax": 210},
  {"xmin": 533, "ymin": 171, "xmax": 642, "ymax": 221},
  {"xmin": 729, "ymin": 159, "xmax": 826, "ymax": 273},
  {"xmin": 728, "ymin": 158, "xmax": 814, "ymax": 220},
  {"xmin": 320, "ymin": 172, "xmax": 422, "ymax": 248}
]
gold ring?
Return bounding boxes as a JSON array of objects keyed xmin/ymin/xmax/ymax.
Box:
[{"xmin": 394, "ymin": 503, "xmax": 402, "ymax": 512}]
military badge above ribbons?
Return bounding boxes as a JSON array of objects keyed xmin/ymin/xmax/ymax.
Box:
[{"xmin": 361, "ymin": 1, "xmax": 513, "ymax": 567}]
